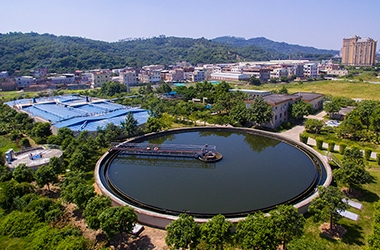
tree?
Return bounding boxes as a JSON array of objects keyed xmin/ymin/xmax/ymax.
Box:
[
  {"xmin": 248, "ymin": 95, "xmax": 273, "ymax": 126},
  {"xmin": 270, "ymin": 205, "xmax": 305, "ymax": 249},
  {"xmin": 24, "ymin": 196, "xmax": 62, "ymax": 222},
  {"xmin": 144, "ymin": 117, "xmax": 163, "ymax": 133},
  {"xmin": 35, "ymin": 165, "xmax": 58, "ymax": 191},
  {"xmin": 334, "ymin": 159, "xmax": 372, "ymax": 192},
  {"xmin": 249, "ymin": 76, "xmax": 261, "ymax": 85},
  {"xmin": 100, "ymin": 81, "xmax": 127, "ymax": 96},
  {"xmin": 165, "ymin": 213, "xmax": 200, "ymax": 250},
  {"xmin": 200, "ymin": 214, "xmax": 233, "ymax": 250},
  {"xmin": 0, "ymin": 210, "xmax": 40, "ymax": 237},
  {"xmin": 270, "ymin": 78, "xmax": 278, "ymax": 83},
  {"xmin": 60, "ymin": 171, "xmax": 87, "ymax": 204},
  {"xmin": 99, "ymin": 206, "xmax": 137, "ymax": 239},
  {"xmin": 120, "ymin": 112, "xmax": 138, "ymax": 137},
  {"xmin": 55, "ymin": 127, "xmax": 75, "ymax": 145},
  {"xmin": 156, "ymin": 82, "xmax": 172, "ymax": 93},
  {"xmin": 370, "ymin": 109, "xmax": 380, "ymax": 136},
  {"xmin": 68, "ymin": 150, "xmax": 87, "ymax": 171},
  {"xmin": 20, "ymin": 137, "xmax": 31, "ymax": 148},
  {"xmin": 229, "ymin": 101, "xmax": 249, "ymax": 126},
  {"xmin": 291, "ymin": 101, "xmax": 313, "ymax": 120},
  {"xmin": 308, "ymin": 186, "xmax": 349, "ymax": 230},
  {"xmin": 343, "ymin": 146, "xmax": 364, "ymax": 164},
  {"xmin": 278, "ymin": 86, "xmax": 288, "ymax": 94},
  {"xmin": 0, "ymin": 179, "xmax": 35, "ymax": 211},
  {"xmin": 304, "ymin": 119, "xmax": 323, "ymax": 134},
  {"xmin": 72, "ymin": 183, "xmax": 95, "ymax": 210},
  {"xmin": 13, "ymin": 163, "xmax": 35, "ymax": 183},
  {"xmin": 280, "ymin": 76, "xmax": 289, "ymax": 83},
  {"xmin": 48, "ymin": 156, "xmax": 64, "ymax": 175},
  {"xmin": 103, "ymin": 123, "xmax": 122, "ymax": 143},
  {"xmin": 215, "ymin": 81, "xmax": 231, "ymax": 94},
  {"xmin": 32, "ymin": 122, "xmax": 52, "ymax": 144},
  {"xmin": 0, "ymin": 164, "xmax": 13, "ymax": 182},
  {"xmin": 83, "ymin": 195, "xmax": 112, "ymax": 230},
  {"xmin": 355, "ymin": 100, "xmax": 377, "ymax": 130},
  {"xmin": 324, "ymin": 100, "xmax": 341, "ymax": 118},
  {"xmin": 235, "ymin": 212, "xmax": 277, "ymax": 250},
  {"xmin": 336, "ymin": 113, "xmax": 363, "ymax": 140}
]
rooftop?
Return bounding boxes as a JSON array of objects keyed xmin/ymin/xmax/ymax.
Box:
[
  {"xmin": 6, "ymin": 95, "xmax": 149, "ymax": 133},
  {"xmin": 296, "ymin": 92, "xmax": 324, "ymax": 102},
  {"xmin": 263, "ymin": 94, "xmax": 301, "ymax": 106}
]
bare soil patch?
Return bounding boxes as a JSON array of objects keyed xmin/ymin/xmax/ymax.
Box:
[
  {"xmin": 319, "ymin": 223, "xmax": 347, "ymax": 240},
  {"xmin": 56, "ymin": 203, "xmax": 167, "ymax": 249}
]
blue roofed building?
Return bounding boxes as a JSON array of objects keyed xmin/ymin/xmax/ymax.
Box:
[{"xmin": 6, "ymin": 95, "xmax": 149, "ymax": 135}]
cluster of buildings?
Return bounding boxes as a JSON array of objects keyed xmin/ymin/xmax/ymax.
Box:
[{"xmin": 0, "ymin": 60, "xmax": 347, "ymax": 92}]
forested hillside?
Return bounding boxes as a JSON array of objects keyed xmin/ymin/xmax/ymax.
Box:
[
  {"xmin": 212, "ymin": 36, "xmax": 339, "ymax": 58},
  {"xmin": 0, "ymin": 32, "xmax": 335, "ymax": 74}
]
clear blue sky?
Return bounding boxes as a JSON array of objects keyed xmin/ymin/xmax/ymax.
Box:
[{"xmin": 1, "ymin": 0, "xmax": 379, "ymax": 50}]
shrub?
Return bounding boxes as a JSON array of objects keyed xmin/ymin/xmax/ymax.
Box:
[
  {"xmin": 281, "ymin": 121, "xmax": 292, "ymax": 129},
  {"xmin": 328, "ymin": 141, "xmax": 335, "ymax": 152},
  {"xmin": 316, "ymin": 138, "xmax": 324, "ymax": 150},
  {"xmin": 0, "ymin": 211, "xmax": 41, "ymax": 237},
  {"xmin": 299, "ymin": 133, "xmax": 308, "ymax": 144},
  {"xmin": 339, "ymin": 144, "xmax": 347, "ymax": 155},
  {"xmin": 21, "ymin": 138, "xmax": 31, "ymax": 148},
  {"xmin": 365, "ymin": 148, "xmax": 373, "ymax": 161}
]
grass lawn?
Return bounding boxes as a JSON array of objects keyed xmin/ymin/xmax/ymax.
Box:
[
  {"xmin": 0, "ymin": 136, "xmax": 20, "ymax": 155},
  {"xmin": 300, "ymin": 167, "xmax": 380, "ymax": 250},
  {"xmin": 245, "ymin": 80, "xmax": 380, "ymax": 101}
]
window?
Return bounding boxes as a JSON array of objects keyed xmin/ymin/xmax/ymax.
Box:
[
  {"xmin": 275, "ymin": 115, "xmax": 277, "ymax": 120},
  {"xmin": 280, "ymin": 113, "xmax": 282, "ymax": 118}
]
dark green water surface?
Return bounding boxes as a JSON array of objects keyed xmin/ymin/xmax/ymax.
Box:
[{"xmin": 107, "ymin": 131, "xmax": 317, "ymax": 215}]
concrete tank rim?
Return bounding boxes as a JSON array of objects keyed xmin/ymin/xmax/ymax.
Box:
[{"xmin": 94, "ymin": 126, "xmax": 332, "ymax": 228}]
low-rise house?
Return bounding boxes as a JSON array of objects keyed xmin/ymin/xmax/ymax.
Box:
[
  {"xmin": 303, "ymin": 63, "xmax": 318, "ymax": 79},
  {"xmin": 190, "ymin": 69, "xmax": 206, "ymax": 82},
  {"xmin": 297, "ymin": 92, "xmax": 324, "ymax": 111},
  {"xmin": 0, "ymin": 79, "xmax": 16, "ymax": 91},
  {"xmin": 242, "ymin": 67, "xmax": 271, "ymax": 82},
  {"xmin": 210, "ymin": 72, "xmax": 250, "ymax": 81},
  {"xmin": 0, "ymin": 71, "xmax": 9, "ymax": 78},
  {"xmin": 120, "ymin": 70, "xmax": 138, "ymax": 86},
  {"xmin": 138, "ymin": 70, "xmax": 161, "ymax": 84},
  {"xmin": 262, "ymin": 94, "xmax": 301, "ymax": 128},
  {"xmin": 49, "ymin": 74, "xmax": 76, "ymax": 84},
  {"xmin": 270, "ymin": 68, "xmax": 288, "ymax": 79},
  {"xmin": 161, "ymin": 69, "xmax": 185, "ymax": 82},
  {"xmin": 91, "ymin": 70, "xmax": 111, "ymax": 88},
  {"xmin": 15, "ymin": 76, "xmax": 35, "ymax": 89}
]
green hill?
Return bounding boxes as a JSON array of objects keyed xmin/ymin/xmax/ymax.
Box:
[
  {"xmin": 212, "ymin": 36, "xmax": 339, "ymax": 58},
  {"xmin": 0, "ymin": 32, "xmax": 335, "ymax": 74}
]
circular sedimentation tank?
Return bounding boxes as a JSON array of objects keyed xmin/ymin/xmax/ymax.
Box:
[{"xmin": 95, "ymin": 127, "xmax": 332, "ymax": 228}]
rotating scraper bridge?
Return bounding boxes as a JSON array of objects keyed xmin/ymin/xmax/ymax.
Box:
[{"xmin": 111, "ymin": 142, "xmax": 223, "ymax": 162}]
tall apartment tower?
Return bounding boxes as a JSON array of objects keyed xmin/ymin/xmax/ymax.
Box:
[{"xmin": 341, "ymin": 36, "xmax": 377, "ymax": 66}]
